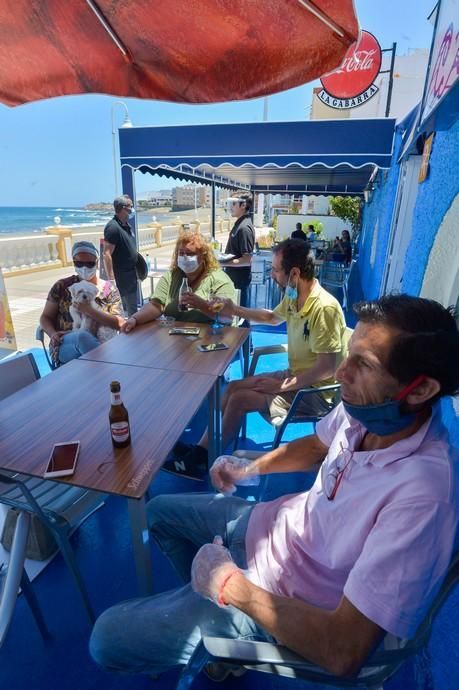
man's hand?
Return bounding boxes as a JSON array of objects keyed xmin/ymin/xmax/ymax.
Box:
[
  {"xmin": 49, "ymin": 330, "xmax": 66, "ymax": 347},
  {"xmin": 210, "ymin": 455, "xmax": 257, "ymax": 495},
  {"xmin": 121, "ymin": 316, "xmax": 137, "ymax": 333},
  {"xmin": 250, "ymin": 376, "xmax": 283, "ymax": 395},
  {"xmin": 191, "ymin": 540, "xmax": 241, "ymax": 605},
  {"xmin": 211, "ymin": 297, "xmax": 235, "ymax": 319},
  {"xmin": 181, "ymin": 292, "xmax": 208, "ymax": 312}
]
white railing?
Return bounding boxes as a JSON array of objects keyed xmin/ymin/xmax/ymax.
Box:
[
  {"xmin": 0, "ymin": 234, "xmax": 60, "ymax": 272},
  {"xmin": 0, "ymin": 220, "xmax": 226, "ymax": 275}
]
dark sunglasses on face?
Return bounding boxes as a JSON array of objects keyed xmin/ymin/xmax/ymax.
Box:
[{"xmin": 74, "ymin": 261, "xmax": 97, "ymax": 268}]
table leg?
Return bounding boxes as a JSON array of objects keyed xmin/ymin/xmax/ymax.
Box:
[
  {"xmin": 207, "ymin": 378, "xmax": 222, "ymax": 465},
  {"xmin": 127, "ymin": 496, "xmax": 154, "ymax": 596}
]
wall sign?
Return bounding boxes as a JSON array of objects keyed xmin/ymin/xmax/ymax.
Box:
[
  {"xmin": 317, "ymin": 31, "xmax": 382, "ymax": 109},
  {"xmin": 421, "ymin": 0, "xmax": 459, "ymax": 126}
]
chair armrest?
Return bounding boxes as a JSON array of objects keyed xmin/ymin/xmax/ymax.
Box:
[
  {"xmin": 287, "ymin": 384, "xmax": 341, "ymax": 419},
  {"xmin": 202, "ymin": 635, "xmax": 421, "ymax": 680},
  {"xmin": 35, "ymin": 325, "xmax": 45, "ymax": 343},
  {"xmin": 248, "ymin": 344, "xmax": 288, "ymax": 376}
]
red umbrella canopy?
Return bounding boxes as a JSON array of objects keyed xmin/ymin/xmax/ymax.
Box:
[{"xmin": 0, "ymin": 0, "xmax": 358, "ymax": 106}]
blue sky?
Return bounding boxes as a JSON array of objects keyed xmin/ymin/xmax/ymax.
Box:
[{"xmin": 0, "ymin": 0, "xmax": 436, "ymax": 207}]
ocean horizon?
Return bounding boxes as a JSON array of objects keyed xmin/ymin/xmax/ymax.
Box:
[{"xmin": 0, "ymin": 206, "xmax": 172, "ymax": 235}]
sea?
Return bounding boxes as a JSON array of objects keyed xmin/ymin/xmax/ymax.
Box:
[{"xmin": 0, "ymin": 206, "xmax": 170, "ymax": 236}]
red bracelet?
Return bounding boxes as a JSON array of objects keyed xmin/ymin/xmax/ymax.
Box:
[{"xmin": 217, "ymin": 569, "xmax": 240, "ymax": 606}]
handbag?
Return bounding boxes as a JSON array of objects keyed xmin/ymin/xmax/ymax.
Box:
[
  {"xmin": 1, "ymin": 508, "xmax": 57, "ymax": 561},
  {"xmin": 135, "ymin": 253, "xmax": 148, "ymax": 281}
]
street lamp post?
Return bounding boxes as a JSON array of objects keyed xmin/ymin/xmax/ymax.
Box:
[{"xmin": 111, "ymin": 101, "xmax": 133, "ymax": 197}]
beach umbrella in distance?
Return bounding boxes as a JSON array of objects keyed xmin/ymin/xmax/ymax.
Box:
[{"xmin": 0, "ymin": 0, "xmax": 358, "ymax": 106}]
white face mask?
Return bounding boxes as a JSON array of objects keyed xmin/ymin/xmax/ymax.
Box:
[
  {"xmin": 178, "ymin": 255, "xmax": 200, "ymax": 274},
  {"xmin": 76, "ymin": 266, "xmax": 97, "ymax": 281}
]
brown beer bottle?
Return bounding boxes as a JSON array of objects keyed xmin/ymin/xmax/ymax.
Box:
[{"xmin": 109, "ymin": 381, "xmax": 131, "ymax": 448}]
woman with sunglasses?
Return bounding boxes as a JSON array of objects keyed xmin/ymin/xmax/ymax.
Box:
[{"xmin": 39, "ymin": 240, "xmax": 124, "ymax": 366}]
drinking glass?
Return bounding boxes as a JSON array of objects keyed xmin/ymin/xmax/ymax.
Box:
[{"xmin": 208, "ymin": 291, "xmax": 225, "ymax": 331}]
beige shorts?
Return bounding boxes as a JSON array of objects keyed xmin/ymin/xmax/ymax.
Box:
[{"xmin": 258, "ymin": 370, "xmax": 331, "ymax": 423}]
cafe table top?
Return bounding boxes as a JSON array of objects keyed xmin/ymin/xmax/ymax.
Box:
[
  {"xmin": 80, "ymin": 321, "xmax": 249, "ymax": 376},
  {"xmin": 0, "ymin": 359, "xmax": 215, "ymax": 499}
]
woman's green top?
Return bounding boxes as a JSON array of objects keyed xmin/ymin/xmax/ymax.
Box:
[{"xmin": 151, "ymin": 268, "xmax": 236, "ymax": 322}]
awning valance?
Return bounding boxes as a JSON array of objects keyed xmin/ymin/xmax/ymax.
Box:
[{"xmin": 120, "ymin": 118, "xmax": 396, "ymax": 196}]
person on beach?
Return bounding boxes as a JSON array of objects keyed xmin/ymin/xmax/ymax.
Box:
[
  {"xmin": 121, "ymin": 230, "xmax": 236, "ymax": 331},
  {"xmin": 39, "ymin": 241, "xmax": 124, "ymax": 366},
  {"xmin": 103, "ymin": 195, "xmax": 139, "ymax": 316},
  {"xmin": 223, "ymin": 192, "xmax": 255, "ymax": 308},
  {"xmin": 90, "ymin": 294, "xmax": 459, "ymax": 681}
]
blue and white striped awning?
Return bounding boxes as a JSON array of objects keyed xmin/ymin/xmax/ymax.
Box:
[{"xmin": 120, "ymin": 118, "xmax": 396, "ymax": 196}]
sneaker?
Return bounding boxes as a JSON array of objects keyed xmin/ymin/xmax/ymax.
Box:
[
  {"xmin": 171, "ymin": 440, "xmax": 193, "ymax": 457},
  {"xmin": 161, "ymin": 447, "xmax": 208, "ymax": 481},
  {"xmin": 203, "ymin": 662, "xmax": 246, "ymax": 682}
]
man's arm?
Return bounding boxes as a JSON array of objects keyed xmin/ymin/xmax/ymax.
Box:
[
  {"xmin": 246, "ymin": 433, "xmax": 328, "ymax": 475},
  {"xmin": 232, "ymin": 302, "xmax": 283, "ymax": 325},
  {"xmin": 103, "ymin": 241, "xmax": 116, "ymax": 280},
  {"xmin": 279, "ymin": 352, "xmax": 338, "ymax": 393},
  {"xmin": 222, "ymin": 575, "xmax": 384, "ymax": 677},
  {"xmin": 40, "ymin": 300, "xmax": 60, "ymax": 338}
]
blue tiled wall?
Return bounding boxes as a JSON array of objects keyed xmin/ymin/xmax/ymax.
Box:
[
  {"xmin": 403, "ymin": 118, "xmax": 459, "ymax": 295},
  {"xmin": 358, "ymin": 118, "xmax": 459, "ymax": 690},
  {"xmin": 358, "ymin": 131, "xmax": 403, "ymax": 299}
]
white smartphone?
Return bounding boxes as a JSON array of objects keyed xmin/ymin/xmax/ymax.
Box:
[{"xmin": 44, "ymin": 442, "xmax": 80, "ymax": 478}]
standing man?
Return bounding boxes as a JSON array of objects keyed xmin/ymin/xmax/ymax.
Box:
[
  {"xmin": 103, "ymin": 195, "xmax": 138, "ymax": 316},
  {"xmin": 291, "ymin": 222, "xmax": 307, "ymax": 241},
  {"xmin": 224, "ymin": 192, "xmax": 255, "ymax": 307}
]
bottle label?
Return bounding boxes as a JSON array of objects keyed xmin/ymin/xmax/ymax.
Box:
[
  {"xmin": 111, "ymin": 392, "xmax": 121, "ymax": 405},
  {"xmin": 111, "ymin": 422, "xmax": 130, "ymax": 442}
]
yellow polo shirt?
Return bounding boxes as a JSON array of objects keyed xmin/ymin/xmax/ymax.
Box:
[{"xmin": 273, "ymin": 281, "xmax": 346, "ymax": 387}]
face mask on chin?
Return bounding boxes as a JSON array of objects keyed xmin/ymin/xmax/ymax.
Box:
[
  {"xmin": 342, "ymin": 375, "xmax": 426, "ymax": 436},
  {"xmin": 178, "ymin": 255, "xmax": 200, "ymax": 274},
  {"xmin": 76, "ymin": 266, "xmax": 97, "ymax": 281},
  {"xmin": 285, "ymin": 271, "xmax": 298, "ymax": 303}
]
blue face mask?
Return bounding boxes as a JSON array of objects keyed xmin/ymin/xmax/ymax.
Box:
[
  {"xmin": 285, "ymin": 271, "xmax": 298, "ymax": 301},
  {"xmin": 342, "ymin": 375, "xmax": 426, "ymax": 436},
  {"xmin": 285, "ymin": 285, "xmax": 298, "ymax": 300}
]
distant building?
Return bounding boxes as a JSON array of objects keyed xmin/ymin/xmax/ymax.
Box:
[{"xmin": 172, "ymin": 185, "xmax": 210, "ymax": 210}]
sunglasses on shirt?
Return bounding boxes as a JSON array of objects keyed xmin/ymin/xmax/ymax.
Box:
[{"xmin": 73, "ymin": 261, "xmax": 97, "ymax": 268}]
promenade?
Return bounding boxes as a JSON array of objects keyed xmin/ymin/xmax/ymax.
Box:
[{"xmin": 5, "ymin": 228, "xmax": 230, "ymax": 352}]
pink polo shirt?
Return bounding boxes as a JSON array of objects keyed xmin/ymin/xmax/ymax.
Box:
[{"xmin": 245, "ymin": 402, "xmax": 458, "ymax": 638}]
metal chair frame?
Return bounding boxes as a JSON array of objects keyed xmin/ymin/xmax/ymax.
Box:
[
  {"xmin": 35, "ymin": 325, "xmax": 58, "ymax": 371},
  {"xmin": 0, "ymin": 352, "xmax": 106, "ymax": 627},
  {"xmin": 176, "ymin": 552, "xmax": 459, "ymax": 690}
]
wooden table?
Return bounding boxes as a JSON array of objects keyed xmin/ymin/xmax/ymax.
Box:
[
  {"xmin": 80, "ymin": 320, "xmax": 248, "ymax": 375},
  {"xmin": 0, "ymin": 358, "xmax": 215, "ymax": 594},
  {"xmin": 81, "ymin": 321, "xmax": 250, "ymax": 460}
]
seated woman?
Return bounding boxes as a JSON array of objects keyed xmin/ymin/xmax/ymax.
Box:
[
  {"xmin": 39, "ymin": 241, "xmax": 124, "ymax": 366},
  {"xmin": 122, "ymin": 230, "xmax": 236, "ymax": 332},
  {"xmin": 332, "ymin": 229, "xmax": 352, "ymax": 265}
]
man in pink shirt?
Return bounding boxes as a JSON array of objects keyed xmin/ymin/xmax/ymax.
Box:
[{"xmin": 91, "ymin": 295, "xmax": 459, "ymax": 679}]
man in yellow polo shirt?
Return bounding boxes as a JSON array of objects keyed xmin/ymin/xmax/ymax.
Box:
[{"xmin": 165, "ymin": 238, "xmax": 346, "ymax": 480}]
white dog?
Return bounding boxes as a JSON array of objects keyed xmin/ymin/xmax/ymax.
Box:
[{"xmin": 68, "ymin": 281, "xmax": 117, "ymax": 343}]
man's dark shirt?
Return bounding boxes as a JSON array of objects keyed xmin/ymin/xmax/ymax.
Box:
[
  {"xmin": 104, "ymin": 216, "xmax": 138, "ymax": 293},
  {"xmin": 291, "ymin": 229, "xmax": 307, "ymax": 241},
  {"xmin": 224, "ymin": 214, "xmax": 255, "ymax": 288}
]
